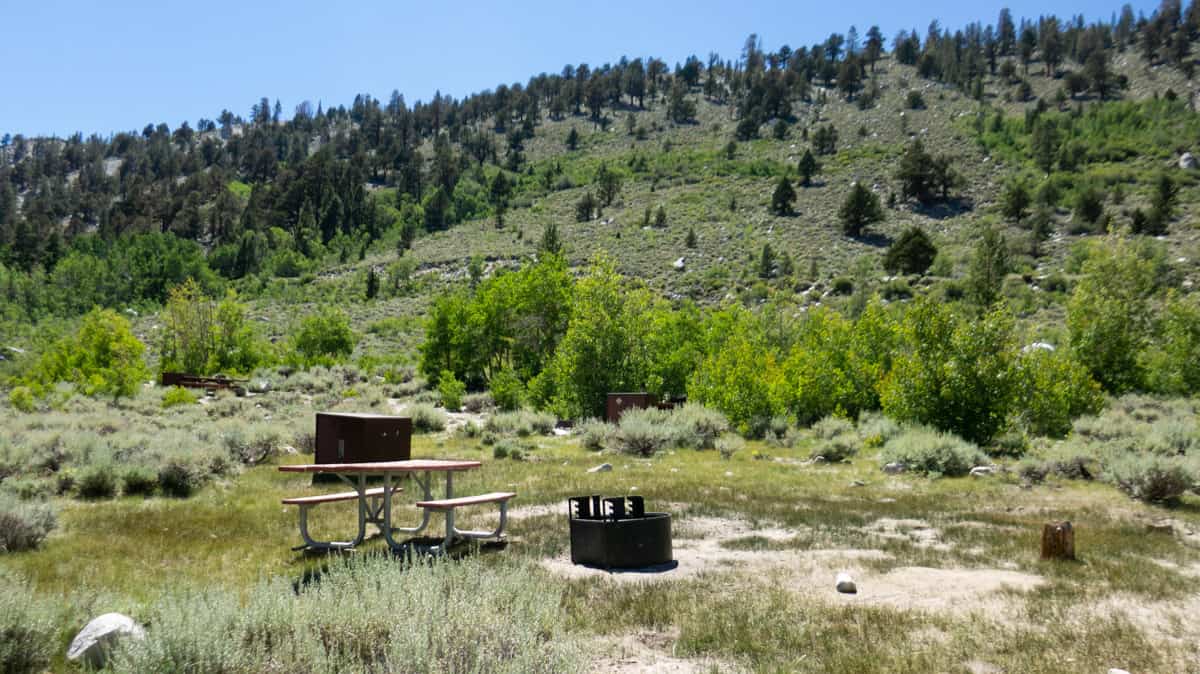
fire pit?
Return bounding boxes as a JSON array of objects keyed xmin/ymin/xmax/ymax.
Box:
[{"xmin": 568, "ymin": 495, "xmax": 673, "ymax": 569}]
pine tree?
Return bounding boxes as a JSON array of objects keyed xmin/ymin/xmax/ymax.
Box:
[
  {"xmin": 883, "ymin": 226, "xmax": 938, "ymax": 275},
  {"xmin": 539, "ymin": 221, "xmax": 563, "ymax": 255},
  {"xmin": 839, "ymin": 183, "xmax": 883, "ymax": 237},
  {"xmin": 1001, "ymin": 180, "xmax": 1031, "ymax": 224},
  {"xmin": 770, "ymin": 175, "xmax": 796, "ymax": 215},
  {"xmin": 366, "ymin": 267, "xmax": 380, "ymax": 300},
  {"xmin": 566, "ymin": 127, "xmax": 579, "ymax": 151},
  {"xmin": 686, "ymin": 226, "xmax": 697, "ymax": 248},
  {"xmin": 797, "ymin": 150, "xmax": 820, "ymax": 186}
]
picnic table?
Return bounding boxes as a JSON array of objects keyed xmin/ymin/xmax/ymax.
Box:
[{"xmin": 279, "ymin": 459, "xmax": 515, "ymax": 554}]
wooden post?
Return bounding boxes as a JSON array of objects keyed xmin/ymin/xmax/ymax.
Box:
[{"xmin": 1041, "ymin": 521, "xmax": 1075, "ymax": 561}]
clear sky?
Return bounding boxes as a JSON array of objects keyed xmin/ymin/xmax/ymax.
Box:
[{"xmin": 1, "ymin": 0, "xmax": 1160, "ymax": 139}]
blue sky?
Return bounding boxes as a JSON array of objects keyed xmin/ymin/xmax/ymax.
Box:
[{"xmin": 1, "ymin": 0, "xmax": 1160, "ymax": 138}]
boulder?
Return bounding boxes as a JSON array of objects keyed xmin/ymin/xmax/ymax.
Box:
[
  {"xmin": 970, "ymin": 466, "xmax": 996, "ymax": 477},
  {"xmin": 249, "ymin": 379, "xmax": 272, "ymax": 394},
  {"xmin": 673, "ymin": 257, "xmax": 686, "ymax": 271},
  {"xmin": 883, "ymin": 462, "xmax": 906, "ymax": 475},
  {"xmin": 587, "ymin": 463, "xmax": 613, "ymax": 474},
  {"xmin": 835, "ymin": 572, "xmax": 857, "ymax": 594},
  {"xmin": 1180, "ymin": 152, "xmax": 1196, "ymax": 170},
  {"xmin": 67, "ymin": 613, "xmax": 146, "ymax": 669}
]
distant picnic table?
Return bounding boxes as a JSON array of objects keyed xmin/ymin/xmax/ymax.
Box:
[{"xmin": 278, "ymin": 460, "xmax": 515, "ymax": 554}]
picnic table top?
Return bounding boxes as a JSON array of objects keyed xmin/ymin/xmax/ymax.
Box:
[{"xmin": 278, "ymin": 459, "xmax": 482, "ymax": 474}]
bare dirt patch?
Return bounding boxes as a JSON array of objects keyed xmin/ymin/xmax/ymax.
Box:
[
  {"xmin": 827, "ymin": 566, "xmax": 1044, "ymax": 614},
  {"xmin": 863, "ymin": 517, "xmax": 948, "ymax": 551},
  {"xmin": 540, "ymin": 512, "xmax": 888, "ymax": 583},
  {"xmin": 588, "ymin": 629, "xmax": 742, "ymax": 674}
]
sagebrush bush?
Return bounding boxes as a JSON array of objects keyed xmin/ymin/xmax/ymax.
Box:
[
  {"xmin": 811, "ymin": 415, "xmax": 859, "ymax": 462},
  {"xmin": 0, "ymin": 570, "xmax": 60, "ymax": 672},
  {"xmin": 111, "ymin": 556, "xmax": 583, "ymax": 673},
  {"xmin": 576, "ymin": 419, "xmax": 612, "ymax": 451},
  {"xmin": 485, "ymin": 409, "xmax": 556, "ymax": 437},
  {"xmin": 716, "ymin": 434, "xmax": 745, "ymax": 460},
  {"xmin": 462, "ymin": 391, "xmax": 495, "ymax": 414},
  {"xmin": 879, "ymin": 426, "xmax": 988, "ymax": 477},
  {"xmin": 0, "ymin": 495, "xmax": 57, "ymax": 553},
  {"xmin": 858, "ymin": 412, "xmax": 901, "ymax": 448},
  {"xmin": 157, "ymin": 457, "xmax": 203, "ymax": 497},
  {"xmin": 121, "ymin": 465, "xmax": 158, "ymax": 496},
  {"xmin": 1106, "ymin": 454, "xmax": 1194, "ymax": 504},
  {"xmin": 76, "ymin": 463, "xmax": 118, "ymax": 499},
  {"xmin": 408, "ymin": 403, "xmax": 447, "ymax": 433},
  {"xmin": 613, "ymin": 410, "xmax": 673, "ymax": 456},
  {"xmin": 670, "ymin": 403, "xmax": 729, "ymax": 449}
]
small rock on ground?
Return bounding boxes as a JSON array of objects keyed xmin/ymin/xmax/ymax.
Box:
[
  {"xmin": 835, "ymin": 572, "xmax": 857, "ymax": 594},
  {"xmin": 588, "ymin": 463, "xmax": 613, "ymax": 473},
  {"xmin": 883, "ymin": 462, "xmax": 906, "ymax": 474},
  {"xmin": 67, "ymin": 613, "xmax": 146, "ymax": 669}
]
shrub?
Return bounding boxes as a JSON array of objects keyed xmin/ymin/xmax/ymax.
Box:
[
  {"xmin": 77, "ymin": 463, "xmax": 118, "ymax": 499},
  {"xmin": 1106, "ymin": 454, "xmax": 1194, "ymax": 504},
  {"xmin": 408, "ymin": 403, "xmax": 447, "ymax": 433},
  {"xmin": 613, "ymin": 410, "xmax": 673, "ymax": 456},
  {"xmin": 716, "ymin": 434, "xmax": 745, "ymax": 460},
  {"xmin": 462, "ymin": 392, "xmax": 495, "ymax": 414},
  {"xmin": 489, "ymin": 368, "xmax": 525, "ymax": 411},
  {"xmin": 110, "ymin": 556, "xmax": 583, "ymax": 672},
  {"xmin": 576, "ymin": 419, "xmax": 612, "ymax": 451},
  {"xmin": 0, "ymin": 496, "xmax": 57, "ymax": 553},
  {"xmin": 485, "ymin": 409, "xmax": 556, "ymax": 437},
  {"xmin": 8, "ymin": 386, "xmax": 36, "ymax": 413},
  {"xmin": 811, "ymin": 415, "xmax": 859, "ymax": 462},
  {"xmin": 438, "ymin": 370, "xmax": 466, "ymax": 411},
  {"xmin": 289, "ymin": 307, "xmax": 357, "ymax": 367},
  {"xmin": 121, "ymin": 466, "xmax": 158, "ymax": 496},
  {"xmin": 161, "ymin": 386, "xmax": 198, "ymax": 408},
  {"xmin": 883, "ymin": 227, "xmax": 937, "ymax": 275},
  {"xmin": 670, "ymin": 404, "xmax": 729, "ymax": 449},
  {"xmin": 831, "ymin": 277, "xmax": 855, "ymax": 295},
  {"xmin": 0, "ymin": 569, "xmax": 59, "ymax": 672},
  {"xmin": 157, "ymin": 457, "xmax": 202, "ymax": 498},
  {"xmin": 906, "ymin": 90, "xmax": 926, "ymax": 109},
  {"xmin": 879, "ymin": 425, "xmax": 988, "ymax": 477},
  {"xmin": 492, "ymin": 439, "xmax": 526, "ymax": 461},
  {"xmin": 859, "ymin": 413, "xmax": 901, "ymax": 448}
]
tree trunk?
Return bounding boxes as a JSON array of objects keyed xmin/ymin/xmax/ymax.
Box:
[{"xmin": 1041, "ymin": 521, "xmax": 1075, "ymax": 561}]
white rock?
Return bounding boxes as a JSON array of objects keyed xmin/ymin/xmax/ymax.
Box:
[
  {"xmin": 587, "ymin": 463, "xmax": 613, "ymax": 473},
  {"xmin": 1108, "ymin": 669, "xmax": 1132, "ymax": 674},
  {"xmin": 1179, "ymin": 152, "xmax": 1196, "ymax": 169},
  {"xmin": 1021, "ymin": 342, "xmax": 1056, "ymax": 353},
  {"xmin": 970, "ymin": 466, "xmax": 996, "ymax": 477},
  {"xmin": 673, "ymin": 257, "xmax": 686, "ymax": 270},
  {"xmin": 883, "ymin": 462, "xmax": 906, "ymax": 475},
  {"xmin": 835, "ymin": 572, "xmax": 857, "ymax": 594},
  {"xmin": 67, "ymin": 613, "xmax": 146, "ymax": 669}
]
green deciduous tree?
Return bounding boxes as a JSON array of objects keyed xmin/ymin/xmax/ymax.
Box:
[
  {"xmin": 1067, "ymin": 237, "xmax": 1159, "ymax": 393},
  {"xmin": 881, "ymin": 299, "xmax": 1018, "ymax": 445},
  {"xmin": 27, "ymin": 308, "xmax": 150, "ymax": 400}
]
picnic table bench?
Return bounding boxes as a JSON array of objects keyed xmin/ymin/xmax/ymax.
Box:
[{"xmin": 279, "ymin": 460, "xmax": 515, "ymax": 554}]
